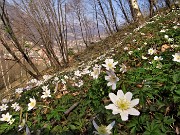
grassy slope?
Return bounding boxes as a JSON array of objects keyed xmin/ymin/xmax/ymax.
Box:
[{"xmin": 0, "ymin": 9, "xmax": 180, "ymax": 135}]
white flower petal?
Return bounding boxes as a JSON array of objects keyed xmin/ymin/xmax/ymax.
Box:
[
  {"xmin": 127, "ymin": 108, "xmax": 140, "ymax": 116},
  {"xmin": 93, "ymin": 120, "xmax": 99, "ymax": 131},
  {"xmin": 113, "ymin": 61, "xmax": 118, "ymax": 66},
  {"xmin": 125, "ymin": 92, "xmax": 132, "ymax": 101},
  {"xmin": 105, "ymin": 104, "xmax": 116, "ymax": 109},
  {"xmin": 117, "ymin": 90, "xmax": 124, "ymax": 98},
  {"xmin": 106, "ymin": 121, "xmax": 115, "ymax": 130},
  {"xmin": 120, "ymin": 111, "xmax": 129, "ymax": 121},
  {"xmin": 130, "ymin": 99, "xmax": 139, "ymax": 107},
  {"xmin": 105, "ymin": 76, "xmax": 109, "ymax": 80},
  {"xmin": 112, "ymin": 84, "xmax": 116, "ymax": 90},
  {"xmin": 109, "ymin": 93, "xmax": 118, "ymax": 104}
]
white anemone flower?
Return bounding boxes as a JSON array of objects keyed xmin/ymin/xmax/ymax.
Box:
[
  {"xmin": 8, "ymin": 118, "xmax": 15, "ymax": 125},
  {"xmin": 91, "ymin": 65, "xmax": 101, "ymax": 79},
  {"xmin": 148, "ymin": 48, "xmax": 156, "ymax": 55},
  {"xmin": 172, "ymin": 52, "xmax": 180, "ymax": 62},
  {"xmin": 120, "ymin": 63, "xmax": 127, "ymax": 73},
  {"xmin": 102, "ymin": 59, "xmax": 118, "ymax": 71},
  {"xmin": 11, "ymin": 102, "xmax": 20, "ymax": 111},
  {"xmin": 74, "ymin": 70, "xmax": 82, "ymax": 77},
  {"xmin": 36, "ymin": 80, "xmax": 43, "ymax": 86},
  {"xmin": 28, "ymin": 79, "xmax": 37, "ymax": 84},
  {"xmin": 43, "ymin": 75, "xmax": 52, "ymax": 82},
  {"xmin": 64, "ymin": 75, "xmax": 69, "ymax": 79},
  {"xmin": 42, "ymin": 85, "xmax": 49, "ymax": 91},
  {"xmin": 142, "ymin": 55, "xmax": 148, "ymax": 60},
  {"xmin": 28, "ymin": 98, "xmax": 36, "ymax": 111},
  {"xmin": 93, "ymin": 120, "xmax": 115, "ymax": 135},
  {"xmin": 164, "ymin": 35, "xmax": 169, "ymax": 39},
  {"xmin": 41, "ymin": 90, "xmax": 51, "ymax": 99},
  {"xmin": 105, "ymin": 90, "xmax": 140, "ymax": 121},
  {"xmin": 128, "ymin": 51, "xmax": 133, "ymax": 55},
  {"xmin": 168, "ymin": 38, "xmax": 174, "ymax": 42},
  {"xmin": 105, "ymin": 70, "xmax": 119, "ymax": 90},
  {"xmin": 0, "ymin": 104, "xmax": 8, "ymax": 111},
  {"xmin": 82, "ymin": 67, "xmax": 90, "ymax": 75},
  {"xmin": 144, "ymin": 42, "xmax": 147, "ymax": 45},
  {"xmin": 160, "ymin": 29, "xmax": 166, "ymax": 32},
  {"xmin": 173, "ymin": 26, "xmax": 178, "ymax": 29},
  {"xmin": 75, "ymin": 80, "xmax": 84, "ymax": 87},
  {"xmin": 124, "ymin": 47, "xmax": 129, "ymax": 51},
  {"xmin": 54, "ymin": 77, "xmax": 59, "ymax": 82},
  {"xmin": 15, "ymin": 88, "xmax": 23, "ymax": 94},
  {"xmin": 61, "ymin": 79, "xmax": 66, "ymax": 84},
  {"xmin": 154, "ymin": 56, "xmax": 163, "ymax": 61},
  {"xmin": 0, "ymin": 112, "xmax": 12, "ymax": 122}
]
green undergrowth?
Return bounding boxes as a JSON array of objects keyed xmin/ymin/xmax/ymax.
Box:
[{"xmin": 0, "ymin": 10, "xmax": 180, "ymax": 135}]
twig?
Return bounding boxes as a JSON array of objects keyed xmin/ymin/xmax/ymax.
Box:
[{"xmin": 64, "ymin": 101, "xmax": 80, "ymax": 115}]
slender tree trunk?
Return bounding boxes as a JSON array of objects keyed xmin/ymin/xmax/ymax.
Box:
[
  {"xmin": 94, "ymin": 0, "xmax": 101, "ymax": 40},
  {"xmin": 108, "ymin": 0, "xmax": 119, "ymax": 32},
  {"xmin": 0, "ymin": 51, "xmax": 8, "ymax": 92},
  {"xmin": 97, "ymin": 0, "xmax": 113, "ymax": 34},
  {"xmin": 117, "ymin": 0, "xmax": 131, "ymax": 23},
  {"xmin": 165, "ymin": 0, "xmax": 171, "ymax": 9},
  {"xmin": 77, "ymin": 13, "xmax": 88, "ymax": 47},
  {"xmin": 0, "ymin": 37, "xmax": 39, "ymax": 79}
]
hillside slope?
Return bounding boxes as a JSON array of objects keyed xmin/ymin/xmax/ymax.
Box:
[{"xmin": 0, "ymin": 9, "xmax": 180, "ymax": 135}]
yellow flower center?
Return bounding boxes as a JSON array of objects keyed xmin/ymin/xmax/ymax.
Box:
[
  {"xmin": 4, "ymin": 117, "xmax": 9, "ymax": 121},
  {"xmin": 30, "ymin": 102, "xmax": 35, "ymax": 107},
  {"xmin": 94, "ymin": 69, "xmax": 99, "ymax": 75},
  {"xmin": 176, "ymin": 56, "xmax": 180, "ymax": 60},
  {"xmin": 110, "ymin": 75, "xmax": 117, "ymax": 82},
  {"xmin": 97, "ymin": 125, "xmax": 107, "ymax": 134},
  {"xmin": 116, "ymin": 98, "xmax": 130, "ymax": 111},
  {"xmin": 108, "ymin": 63, "xmax": 113, "ymax": 68}
]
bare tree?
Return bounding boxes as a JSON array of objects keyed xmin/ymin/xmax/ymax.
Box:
[
  {"xmin": 115, "ymin": 0, "xmax": 131, "ymax": 23},
  {"xmin": 128, "ymin": 0, "xmax": 144, "ymax": 24},
  {"xmin": 108, "ymin": 0, "xmax": 119, "ymax": 32},
  {"xmin": 97, "ymin": 0, "xmax": 113, "ymax": 34},
  {"xmin": 0, "ymin": 0, "xmax": 41, "ymax": 79}
]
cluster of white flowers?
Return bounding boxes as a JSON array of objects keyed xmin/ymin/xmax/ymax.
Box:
[
  {"xmin": 0, "ymin": 112, "xmax": 15, "ymax": 125},
  {"xmin": 11, "ymin": 102, "xmax": 20, "ymax": 111},
  {"xmin": 164, "ymin": 35, "xmax": 174, "ymax": 43},
  {"xmin": 41, "ymin": 85, "xmax": 51, "ymax": 99},
  {"xmin": 43, "ymin": 75, "xmax": 53, "ymax": 82}
]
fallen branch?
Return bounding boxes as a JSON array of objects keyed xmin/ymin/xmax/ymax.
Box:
[{"xmin": 64, "ymin": 101, "xmax": 80, "ymax": 115}]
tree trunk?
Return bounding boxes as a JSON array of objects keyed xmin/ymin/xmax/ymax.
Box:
[
  {"xmin": 165, "ymin": 0, "xmax": 171, "ymax": 9},
  {"xmin": 0, "ymin": 37, "xmax": 39, "ymax": 79},
  {"xmin": 117, "ymin": 0, "xmax": 131, "ymax": 23},
  {"xmin": 97, "ymin": 0, "xmax": 113, "ymax": 34},
  {"xmin": 128, "ymin": 0, "xmax": 144, "ymax": 24},
  {"xmin": 108, "ymin": 0, "xmax": 118, "ymax": 32},
  {"xmin": 148, "ymin": 0, "xmax": 155, "ymax": 17}
]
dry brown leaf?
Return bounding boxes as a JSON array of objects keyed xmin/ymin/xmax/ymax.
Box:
[
  {"xmin": 161, "ymin": 44, "xmax": 170, "ymax": 52},
  {"xmin": 136, "ymin": 84, "xmax": 143, "ymax": 88},
  {"xmin": 165, "ymin": 106, "xmax": 170, "ymax": 115}
]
